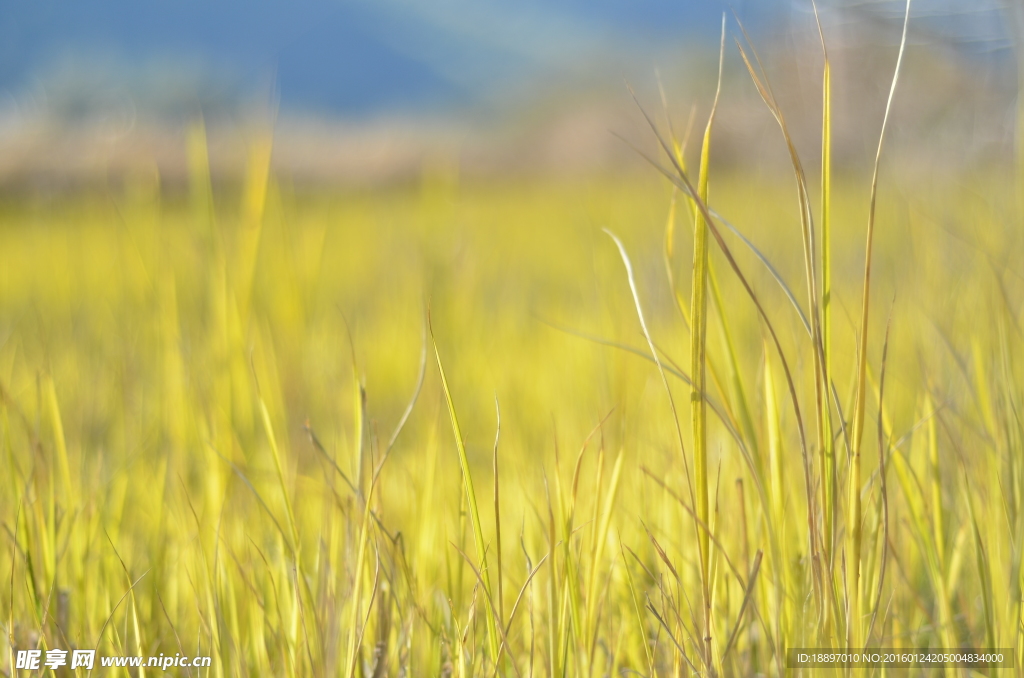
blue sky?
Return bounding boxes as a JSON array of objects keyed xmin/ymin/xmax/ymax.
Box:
[
  {"xmin": 0, "ymin": 0, "xmax": 786, "ymax": 116},
  {"xmin": 0, "ymin": 0, "xmax": 1011, "ymax": 118}
]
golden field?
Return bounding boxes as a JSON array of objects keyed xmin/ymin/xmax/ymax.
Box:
[{"xmin": 2, "ymin": 42, "xmax": 1024, "ymax": 676}]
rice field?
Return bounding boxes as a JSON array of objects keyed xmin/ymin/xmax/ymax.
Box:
[{"xmin": 3, "ymin": 17, "xmax": 1024, "ymax": 678}]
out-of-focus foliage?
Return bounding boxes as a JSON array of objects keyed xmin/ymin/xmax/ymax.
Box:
[{"xmin": 1, "ymin": 106, "xmax": 1022, "ymax": 674}]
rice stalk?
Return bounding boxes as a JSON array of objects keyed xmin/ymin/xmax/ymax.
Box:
[
  {"xmin": 849, "ymin": 0, "xmax": 911, "ymax": 649},
  {"xmin": 688, "ymin": 18, "xmax": 724, "ymax": 668},
  {"xmin": 812, "ymin": 1, "xmax": 839, "ymax": 606}
]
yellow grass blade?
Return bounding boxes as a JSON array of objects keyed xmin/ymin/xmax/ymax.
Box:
[
  {"xmin": 689, "ymin": 18, "xmax": 725, "ymax": 665},
  {"xmin": 430, "ymin": 321, "xmax": 501, "ymax": 664}
]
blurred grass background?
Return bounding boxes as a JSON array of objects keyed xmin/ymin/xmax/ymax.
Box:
[
  {"xmin": 3, "ymin": 1, "xmax": 1024, "ymax": 676},
  {"xmin": 2, "ymin": 124, "xmax": 1022, "ymax": 673}
]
